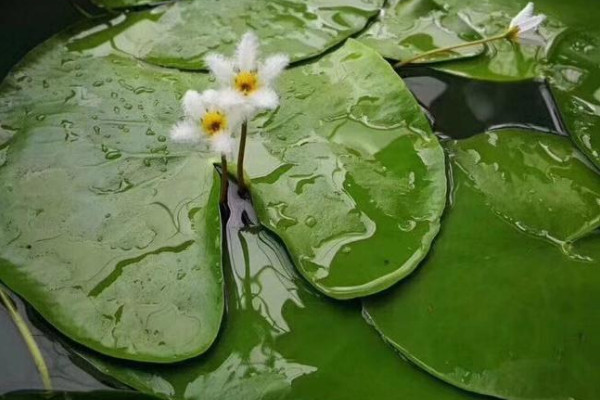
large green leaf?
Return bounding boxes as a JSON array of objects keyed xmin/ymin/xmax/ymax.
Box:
[
  {"xmin": 68, "ymin": 0, "xmax": 385, "ymax": 70},
  {"xmin": 363, "ymin": 130, "xmax": 600, "ymax": 400},
  {"xmin": 0, "ymin": 29, "xmax": 224, "ymax": 363},
  {"xmin": 81, "ymin": 185, "xmax": 480, "ymax": 400},
  {"xmin": 247, "ymin": 39, "xmax": 447, "ymax": 299},
  {"xmin": 451, "ymin": 131, "xmax": 600, "ymax": 242},
  {"xmin": 358, "ymin": 0, "xmax": 484, "ymax": 64},
  {"xmin": 549, "ymin": 28, "xmax": 600, "ymax": 169}
]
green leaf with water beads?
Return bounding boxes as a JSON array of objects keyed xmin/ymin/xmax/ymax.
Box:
[
  {"xmin": 80, "ymin": 195, "xmax": 479, "ymax": 400},
  {"xmin": 246, "ymin": 39, "xmax": 447, "ymax": 299},
  {"xmin": 357, "ymin": 0, "xmax": 485, "ymax": 64},
  {"xmin": 363, "ymin": 130, "xmax": 600, "ymax": 400},
  {"xmin": 0, "ymin": 28, "xmax": 223, "ymax": 363},
  {"xmin": 68, "ymin": 0, "xmax": 385, "ymax": 70},
  {"xmin": 549, "ymin": 28, "xmax": 600, "ymax": 169},
  {"xmin": 450, "ymin": 130, "xmax": 600, "ymax": 242}
]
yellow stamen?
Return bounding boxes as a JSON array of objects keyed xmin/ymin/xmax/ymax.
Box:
[
  {"xmin": 202, "ymin": 111, "xmax": 227, "ymax": 136},
  {"xmin": 234, "ymin": 71, "xmax": 259, "ymax": 95}
]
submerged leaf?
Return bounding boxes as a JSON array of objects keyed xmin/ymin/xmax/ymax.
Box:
[{"xmin": 364, "ymin": 130, "xmax": 600, "ymax": 400}]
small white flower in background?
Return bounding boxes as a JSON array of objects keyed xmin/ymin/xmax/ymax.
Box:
[
  {"xmin": 507, "ymin": 2, "xmax": 546, "ymax": 43},
  {"xmin": 170, "ymin": 89, "xmax": 243, "ymax": 158},
  {"xmin": 205, "ymin": 32, "xmax": 289, "ymax": 119}
]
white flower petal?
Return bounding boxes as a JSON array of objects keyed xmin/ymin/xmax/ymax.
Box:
[
  {"xmin": 182, "ymin": 90, "xmax": 205, "ymax": 120},
  {"xmin": 211, "ymin": 132, "xmax": 235, "ymax": 158},
  {"xmin": 170, "ymin": 120, "xmax": 201, "ymax": 143},
  {"xmin": 250, "ymin": 87, "xmax": 279, "ymax": 111},
  {"xmin": 518, "ymin": 14, "xmax": 546, "ymax": 34},
  {"xmin": 236, "ymin": 31, "xmax": 259, "ymax": 71},
  {"xmin": 201, "ymin": 89, "xmax": 221, "ymax": 111},
  {"xmin": 510, "ymin": 2, "xmax": 534, "ymax": 29},
  {"xmin": 205, "ymin": 53, "xmax": 235, "ymax": 85},
  {"xmin": 258, "ymin": 54, "xmax": 290, "ymax": 85},
  {"xmin": 217, "ymin": 87, "xmax": 246, "ymax": 110},
  {"xmin": 518, "ymin": 32, "xmax": 547, "ymax": 47}
]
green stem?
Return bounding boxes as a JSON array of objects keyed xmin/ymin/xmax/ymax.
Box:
[
  {"xmin": 237, "ymin": 122, "xmax": 248, "ymax": 193},
  {"xmin": 0, "ymin": 287, "xmax": 52, "ymax": 390},
  {"xmin": 394, "ymin": 32, "xmax": 509, "ymax": 68},
  {"xmin": 220, "ymin": 154, "xmax": 229, "ymax": 204}
]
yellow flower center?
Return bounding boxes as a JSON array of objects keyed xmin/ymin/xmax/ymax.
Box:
[
  {"xmin": 234, "ymin": 71, "xmax": 259, "ymax": 95},
  {"xmin": 201, "ymin": 111, "xmax": 227, "ymax": 136}
]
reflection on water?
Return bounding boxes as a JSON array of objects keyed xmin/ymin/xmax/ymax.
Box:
[{"xmin": 400, "ymin": 66, "xmax": 568, "ymax": 139}]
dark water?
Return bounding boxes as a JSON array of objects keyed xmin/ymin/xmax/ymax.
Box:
[{"xmin": 399, "ymin": 66, "xmax": 568, "ymax": 139}]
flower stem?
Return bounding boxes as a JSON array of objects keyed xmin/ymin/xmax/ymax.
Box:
[
  {"xmin": 237, "ymin": 122, "xmax": 248, "ymax": 193},
  {"xmin": 0, "ymin": 287, "xmax": 52, "ymax": 391},
  {"xmin": 220, "ymin": 154, "xmax": 229, "ymax": 204},
  {"xmin": 394, "ymin": 32, "xmax": 509, "ymax": 68}
]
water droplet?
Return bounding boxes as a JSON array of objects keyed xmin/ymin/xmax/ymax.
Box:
[
  {"xmin": 157, "ymin": 135, "xmax": 166, "ymax": 142},
  {"xmin": 304, "ymin": 216, "xmax": 317, "ymax": 227}
]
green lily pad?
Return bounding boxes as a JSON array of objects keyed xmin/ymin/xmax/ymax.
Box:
[
  {"xmin": 0, "ymin": 29, "xmax": 224, "ymax": 363},
  {"xmin": 81, "ymin": 188, "xmax": 480, "ymax": 400},
  {"xmin": 363, "ymin": 130, "xmax": 600, "ymax": 400},
  {"xmin": 451, "ymin": 130, "xmax": 600, "ymax": 242},
  {"xmin": 549, "ymin": 28, "xmax": 600, "ymax": 169},
  {"xmin": 358, "ymin": 0, "xmax": 485, "ymax": 64},
  {"xmin": 68, "ymin": 0, "xmax": 384, "ymax": 70},
  {"xmin": 247, "ymin": 39, "xmax": 447, "ymax": 299}
]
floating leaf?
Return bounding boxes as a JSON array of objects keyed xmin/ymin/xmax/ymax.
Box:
[
  {"xmin": 0, "ymin": 30, "xmax": 223, "ymax": 363},
  {"xmin": 80, "ymin": 184, "xmax": 479, "ymax": 400},
  {"xmin": 364, "ymin": 130, "xmax": 600, "ymax": 400},
  {"xmin": 69, "ymin": 0, "xmax": 385, "ymax": 70},
  {"xmin": 450, "ymin": 130, "xmax": 600, "ymax": 242},
  {"xmin": 247, "ymin": 39, "xmax": 447, "ymax": 299},
  {"xmin": 549, "ymin": 28, "xmax": 600, "ymax": 169},
  {"xmin": 358, "ymin": 0, "xmax": 484, "ymax": 64}
]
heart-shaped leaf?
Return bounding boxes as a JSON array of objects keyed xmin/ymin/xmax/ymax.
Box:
[
  {"xmin": 358, "ymin": 0, "xmax": 485, "ymax": 64},
  {"xmin": 69, "ymin": 0, "xmax": 384, "ymax": 70},
  {"xmin": 80, "ymin": 185, "xmax": 479, "ymax": 400},
  {"xmin": 247, "ymin": 39, "xmax": 447, "ymax": 299},
  {"xmin": 0, "ymin": 28, "xmax": 223, "ymax": 363},
  {"xmin": 363, "ymin": 130, "xmax": 600, "ymax": 400}
]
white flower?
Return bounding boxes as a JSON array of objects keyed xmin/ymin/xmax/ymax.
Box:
[
  {"xmin": 170, "ymin": 89, "xmax": 243, "ymax": 158},
  {"xmin": 205, "ymin": 32, "xmax": 289, "ymax": 119},
  {"xmin": 507, "ymin": 2, "xmax": 546, "ymax": 42}
]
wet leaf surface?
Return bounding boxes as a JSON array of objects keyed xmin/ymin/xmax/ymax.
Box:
[
  {"xmin": 0, "ymin": 30, "xmax": 224, "ymax": 363},
  {"xmin": 363, "ymin": 130, "xmax": 600, "ymax": 400},
  {"xmin": 358, "ymin": 0, "xmax": 484, "ymax": 64},
  {"xmin": 68, "ymin": 0, "xmax": 384, "ymax": 70},
  {"xmin": 247, "ymin": 39, "xmax": 447, "ymax": 299},
  {"xmin": 79, "ymin": 180, "xmax": 481, "ymax": 400}
]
